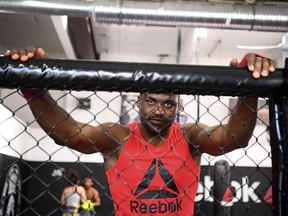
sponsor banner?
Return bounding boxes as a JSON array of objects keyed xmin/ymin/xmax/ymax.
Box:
[{"xmin": 195, "ymin": 165, "xmax": 272, "ymax": 216}]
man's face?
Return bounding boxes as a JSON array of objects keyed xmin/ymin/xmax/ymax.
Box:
[
  {"xmin": 137, "ymin": 93, "xmax": 179, "ymax": 134},
  {"xmin": 84, "ymin": 178, "xmax": 93, "ymax": 188}
]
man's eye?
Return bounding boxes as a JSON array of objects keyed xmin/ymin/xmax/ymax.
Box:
[
  {"xmin": 164, "ymin": 103, "xmax": 172, "ymax": 108},
  {"xmin": 147, "ymin": 100, "xmax": 154, "ymax": 105}
]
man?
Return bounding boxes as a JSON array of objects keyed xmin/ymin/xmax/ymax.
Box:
[
  {"xmin": 4, "ymin": 47, "xmax": 275, "ymax": 215},
  {"xmin": 81, "ymin": 178, "xmax": 101, "ymax": 216}
]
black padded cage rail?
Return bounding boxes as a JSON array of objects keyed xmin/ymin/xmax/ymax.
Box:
[
  {"xmin": 0, "ymin": 56, "xmax": 287, "ymax": 216},
  {"xmin": 0, "ymin": 56, "xmax": 287, "ymax": 97}
]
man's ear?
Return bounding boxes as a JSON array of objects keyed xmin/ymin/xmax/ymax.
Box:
[
  {"xmin": 177, "ymin": 96, "xmax": 183, "ymax": 113},
  {"xmin": 136, "ymin": 95, "xmax": 141, "ymax": 108},
  {"xmin": 177, "ymin": 104, "xmax": 184, "ymax": 113}
]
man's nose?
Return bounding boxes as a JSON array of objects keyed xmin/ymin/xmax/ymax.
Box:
[{"xmin": 153, "ymin": 104, "xmax": 165, "ymax": 114}]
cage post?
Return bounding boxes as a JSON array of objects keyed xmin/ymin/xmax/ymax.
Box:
[
  {"xmin": 269, "ymin": 58, "xmax": 288, "ymax": 216},
  {"xmin": 213, "ymin": 160, "xmax": 231, "ymax": 215}
]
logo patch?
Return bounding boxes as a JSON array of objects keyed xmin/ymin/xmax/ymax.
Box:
[
  {"xmin": 134, "ymin": 158, "xmax": 179, "ymax": 199},
  {"xmin": 130, "ymin": 158, "xmax": 183, "ymax": 214}
]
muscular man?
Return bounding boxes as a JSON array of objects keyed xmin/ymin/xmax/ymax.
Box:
[
  {"xmin": 80, "ymin": 178, "xmax": 101, "ymax": 216},
  {"xmin": 4, "ymin": 47, "xmax": 275, "ymax": 216}
]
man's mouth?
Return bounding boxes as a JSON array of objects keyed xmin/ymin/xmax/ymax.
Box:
[{"xmin": 149, "ymin": 118, "xmax": 165, "ymax": 125}]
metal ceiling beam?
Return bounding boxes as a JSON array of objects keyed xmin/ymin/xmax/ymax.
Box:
[
  {"xmin": 0, "ymin": 0, "xmax": 287, "ymax": 32},
  {"xmin": 50, "ymin": 15, "xmax": 77, "ymax": 59},
  {"xmin": 67, "ymin": 17, "xmax": 99, "ymax": 60}
]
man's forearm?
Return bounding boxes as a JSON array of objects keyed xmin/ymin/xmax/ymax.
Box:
[
  {"xmin": 227, "ymin": 96, "xmax": 258, "ymax": 147},
  {"xmin": 25, "ymin": 91, "xmax": 79, "ymax": 146}
]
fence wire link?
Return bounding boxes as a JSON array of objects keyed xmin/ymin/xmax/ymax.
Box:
[{"xmin": 0, "ymin": 89, "xmax": 277, "ymax": 216}]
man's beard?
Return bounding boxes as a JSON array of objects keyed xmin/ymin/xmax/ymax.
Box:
[{"xmin": 141, "ymin": 114, "xmax": 175, "ymax": 136}]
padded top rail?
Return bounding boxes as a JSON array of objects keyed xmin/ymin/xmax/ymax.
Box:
[{"xmin": 0, "ymin": 56, "xmax": 287, "ymax": 97}]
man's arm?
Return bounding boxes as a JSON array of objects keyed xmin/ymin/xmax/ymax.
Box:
[
  {"xmin": 4, "ymin": 47, "xmax": 129, "ymax": 155},
  {"xmin": 92, "ymin": 188, "xmax": 101, "ymax": 207},
  {"xmin": 196, "ymin": 96, "xmax": 257, "ymax": 156},
  {"xmin": 24, "ymin": 91, "xmax": 123, "ymax": 154},
  {"xmin": 184, "ymin": 53, "xmax": 275, "ymax": 156}
]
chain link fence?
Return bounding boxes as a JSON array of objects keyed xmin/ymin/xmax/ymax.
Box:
[{"xmin": 0, "ymin": 58, "xmax": 287, "ymax": 215}]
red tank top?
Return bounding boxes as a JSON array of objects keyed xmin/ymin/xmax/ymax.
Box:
[{"xmin": 106, "ymin": 122, "xmax": 200, "ymax": 216}]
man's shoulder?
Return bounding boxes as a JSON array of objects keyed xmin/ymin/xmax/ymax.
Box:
[
  {"xmin": 180, "ymin": 122, "xmax": 206, "ymax": 130},
  {"xmin": 179, "ymin": 122, "xmax": 197, "ymax": 131},
  {"xmin": 90, "ymin": 187, "xmax": 99, "ymax": 194}
]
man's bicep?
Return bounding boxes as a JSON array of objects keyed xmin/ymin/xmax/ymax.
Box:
[
  {"xmin": 67, "ymin": 122, "xmax": 122, "ymax": 154},
  {"xmin": 83, "ymin": 122, "xmax": 129, "ymax": 154},
  {"xmin": 184, "ymin": 123, "xmax": 211, "ymax": 151},
  {"xmin": 192, "ymin": 124, "xmax": 226, "ymax": 156}
]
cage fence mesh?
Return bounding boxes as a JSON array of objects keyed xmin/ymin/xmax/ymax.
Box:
[{"xmin": 0, "ymin": 87, "xmax": 277, "ymax": 216}]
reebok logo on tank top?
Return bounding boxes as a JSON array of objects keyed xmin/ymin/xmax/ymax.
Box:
[{"xmin": 130, "ymin": 158, "xmax": 183, "ymax": 214}]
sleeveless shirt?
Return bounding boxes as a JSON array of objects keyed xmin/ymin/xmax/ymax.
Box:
[
  {"xmin": 65, "ymin": 191, "xmax": 81, "ymax": 207},
  {"xmin": 106, "ymin": 122, "xmax": 200, "ymax": 216}
]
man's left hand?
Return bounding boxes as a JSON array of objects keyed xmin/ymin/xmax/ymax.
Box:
[{"xmin": 230, "ymin": 53, "xmax": 276, "ymax": 79}]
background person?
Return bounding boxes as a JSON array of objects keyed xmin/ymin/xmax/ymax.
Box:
[
  {"xmin": 61, "ymin": 170, "xmax": 87, "ymax": 216},
  {"xmin": 81, "ymin": 178, "xmax": 101, "ymax": 216}
]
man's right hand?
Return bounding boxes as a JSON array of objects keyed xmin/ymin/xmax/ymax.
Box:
[
  {"xmin": 4, "ymin": 46, "xmax": 48, "ymax": 100},
  {"xmin": 4, "ymin": 46, "xmax": 48, "ymax": 62}
]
